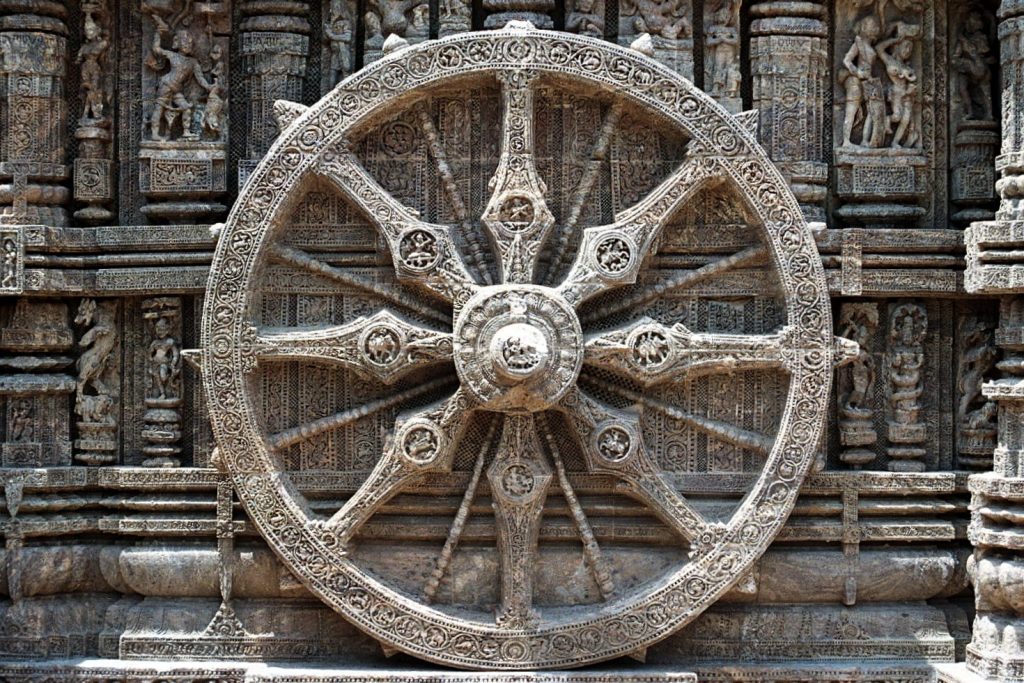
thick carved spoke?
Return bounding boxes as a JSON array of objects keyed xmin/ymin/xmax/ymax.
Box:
[
  {"xmin": 268, "ymin": 244, "xmax": 450, "ymax": 326},
  {"xmin": 558, "ymin": 154, "xmax": 726, "ymax": 307},
  {"xmin": 324, "ymin": 388, "xmax": 475, "ymax": 546},
  {"xmin": 582, "ymin": 375, "xmax": 774, "ymax": 457},
  {"xmin": 267, "ymin": 376, "xmax": 455, "ymax": 451},
  {"xmin": 316, "ymin": 147, "xmax": 478, "ymax": 308},
  {"xmin": 557, "ymin": 387, "xmax": 708, "ymax": 544},
  {"xmin": 585, "ymin": 319, "xmax": 795, "ymax": 386},
  {"xmin": 253, "ymin": 310, "xmax": 452, "ymax": 384},
  {"xmin": 487, "ymin": 414, "xmax": 552, "ymax": 628},
  {"xmin": 481, "ymin": 70, "xmax": 554, "ymax": 285}
]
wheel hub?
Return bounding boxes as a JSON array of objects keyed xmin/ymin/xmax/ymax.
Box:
[{"xmin": 454, "ymin": 285, "xmax": 582, "ymax": 412}]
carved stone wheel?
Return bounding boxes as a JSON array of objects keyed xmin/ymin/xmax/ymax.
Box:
[{"xmin": 201, "ymin": 23, "xmax": 839, "ymax": 670}]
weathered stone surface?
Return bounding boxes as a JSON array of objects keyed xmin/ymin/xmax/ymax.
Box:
[{"xmin": 0, "ymin": 0, "xmax": 1016, "ymax": 678}]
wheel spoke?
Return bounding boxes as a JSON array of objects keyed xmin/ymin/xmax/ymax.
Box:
[
  {"xmin": 316, "ymin": 146, "xmax": 478, "ymax": 308},
  {"xmin": 580, "ymin": 244, "xmax": 766, "ymax": 325},
  {"xmin": 323, "ymin": 387, "xmax": 475, "ymax": 546},
  {"xmin": 253, "ymin": 310, "xmax": 452, "ymax": 384},
  {"xmin": 537, "ymin": 412, "xmax": 615, "ymax": 601},
  {"xmin": 268, "ymin": 244, "xmax": 450, "ymax": 326},
  {"xmin": 557, "ymin": 387, "xmax": 708, "ymax": 544},
  {"xmin": 582, "ymin": 374, "xmax": 774, "ymax": 456},
  {"xmin": 585, "ymin": 319, "xmax": 795, "ymax": 386},
  {"xmin": 424, "ymin": 416, "xmax": 500, "ymax": 604},
  {"xmin": 486, "ymin": 413, "xmax": 552, "ymax": 628},
  {"xmin": 481, "ymin": 70, "xmax": 554, "ymax": 285},
  {"xmin": 558, "ymin": 154, "xmax": 725, "ymax": 307},
  {"xmin": 267, "ymin": 376, "xmax": 455, "ymax": 451}
]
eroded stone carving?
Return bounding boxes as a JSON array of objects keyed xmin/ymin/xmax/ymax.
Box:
[
  {"xmin": 73, "ymin": 298, "xmax": 119, "ymax": 465},
  {"xmin": 886, "ymin": 301, "xmax": 927, "ymax": 472},
  {"xmin": 838, "ymin": 303, "xmax": 880, "ymax": 468}
]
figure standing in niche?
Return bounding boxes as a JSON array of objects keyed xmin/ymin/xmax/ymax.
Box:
[
  {"xmin": 77, "ymin": 10, "xmax": 109, "ymax": 122},
  {"xmin": 952, "ymin": 10, "xmax": 995, "ymax": 121},
  {"xmin": 144, "ymin": 10, "xmax": 214, "ymax": 141},
  {"xmin": 705, "ymin": 0, "xmax": 741, "ymax": 98},
  {"xmin": 324, "ymin": 9, "xmax": 352, "ymax": 85},
  {"xmin": 148, "ymin": 314, "xmax": 181, "ymax": 400},
  {"xmin": 2, "ymin": 238, "xmax": 17, "ymax": 288},
  {"xmin": 840, "ymin": 15, "xmax": 883, "ymax": 148},
  {"xmin": 567, "ymin": 0, "xmax": 605, "ymax": 38},
  {"xmin": 877, "ymin": 23, "xmax": 920, "ymax": 148},
  {"xmin": 10, "ymin": 399, "xmax": 33, "ymax": 442},
  {"xmin": 202, "ymin": 42, "xmax": 225, "ymax": 138},
  {"xmin": 364, "ymin": 11, "xmax": 385, "ymax": 59}
]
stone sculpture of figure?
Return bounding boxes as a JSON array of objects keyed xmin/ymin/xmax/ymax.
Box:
[
  {"xmin": 887, "ymin": 303, "xmax": 927, "ymax": 426},
  {"xmin": 365, "ymin": 11, "xmax": 385, "ymax": 58},
  {"xmin": 74, "ymin": 299, "xmax": 117, "ymax": 399},
  {"xmin": 368, "ymin": 0, "xmax": 420, "ymax": 36},
  {"xmin": 840, "ymin": 14, "xmax": 882, "ymax": 148},
  {"xmin": 408, "ymin": 3, "xmax": 430, "ymax": 41},
  {"xmin": 2, "ymin": 238, "xmax": 17, "ymax": 288},
  {"xmin": 324, "ymin": 10, "xmax": 353, "ymax": 85},
  {"xmin": 952, "ymin": 10, "xmax": 995, "ymax": 121},
  {"xmin": 839, "ymin": 304, "xmax": 880, "ymax": 413},
  {"xmin": 567, "ymin": 0, "xmax": 605, "ymax": 38},
  {"xmin": 149, "ymin": 314, "xmax": 182, "ymax": 400},
  {"xmin": 877, "ymin": 23, "xmax": 920, "ymax": 149},
  {"xmin": 630, "ymin": 0, "xmax": 691, "ymax": 39},
  {"xmin": 705, "ymin": 0, "xmax": 740, "ymax": 98},
  {"xmin": 10, "ymin": 399, "xmax": 32, "ymax": 442},
  {"xmin": 144, "ymin": 9, "xmax": 214, "ymax": 141},
  {"xmin": 77, "ymin": 10, "xmax": 109, "ymax": 122},
  {"xmin": 958, "ymin": 321, "xmax": 998, "ymax": 425},
  {"xmin": 202, "ymin": 43, "xmax": 225, "ymax": 138}
]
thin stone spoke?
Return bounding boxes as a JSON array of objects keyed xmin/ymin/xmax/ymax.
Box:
[
  {"xmin": 316, "ymin": 146, "xmax": 478, "ymax": 309},
  {"xmin": 537, "ymin": 412, "xmax": 615, "ymax": 601},
  {"xmin": 487, "ymin": 413, "xmax": 552, "ymax": 628},
  {"xmin": 557, "ymin": 387, "xmax": 708, "ymax": 544},
  {"xmin": 541, "ymin": 101, "xmax": 624, "ymax": 286},
  {"xmin": 481, "ymin": 69, "xmax": 554, "ymax": 285},
  {"xmin": 558, "ymin": 153, "xmax": 726, "ymax": 307},
  {"xmin": 253, "ymin": 310, "xmax": 452, "ymax": 384},
  {"xmin": 582, "ymin": 375, "xmax": 774, "ymax": 457},
  {"xmin": 585, "ymin": 319, "xmax": 793, "ymax": 386},
  {"xmin": 267, "ymin": 376, "xmax": 455, "ymax": 451},
  {"xmin": 580, "ymin": 244, "xmax": 767, "ymax": 326},
  {"xmin": 415, "ymin": 102, "xmax": 494, "ymax": 285},
  {"xmin": 268, "ymin": 244, "xmax": 451, "ymax": 326},
  {"xmin": 424, "ymin": 416, "xmax": 500, "ymax": 604},
  {"xmin": 323, "ymin": 387, "xmax": 476, "ymax": 546}
]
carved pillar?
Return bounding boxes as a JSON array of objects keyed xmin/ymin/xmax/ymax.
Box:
[
  {"xmin": 959, "ymin": 8, "xmax": 1024, "ymax": 677},
  {"xmin": 238, "ymin": 0, "xmax": 310, "ymax": 186},
  {"xmin": 617, "ymin": 0, "xmax": 694, "ymax": 78},
  {"xmin": 138, "ymin": 0, "xmax": 230, "ymax": 223},
  {"xmin": 0, "ymin": 0, "xmax": 69, "ymax": 226},
  {"xmin": 750, "ymin": 0, "xmax": 828, "ymax": 223},
  {"xmin": 74, "ymin": 0, "xmax": 115, "ymax": 224},
  {"xmin": 141, "ymin": 297, "xmax": 183, "ymax": 467}
]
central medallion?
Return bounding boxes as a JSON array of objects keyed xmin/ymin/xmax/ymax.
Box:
[{"xmin": 454, "ymin": 285, "xmax": 583, "ymax": 412}]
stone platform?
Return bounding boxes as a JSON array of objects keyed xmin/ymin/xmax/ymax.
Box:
[{"xmin": 0, "ymin": 660, "xmax": 943, "ymax": 682}]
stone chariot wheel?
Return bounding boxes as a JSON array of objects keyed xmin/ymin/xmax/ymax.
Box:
[{"xmin": 201, "ymin": 23, "xmax": 841, "ymax": 670}]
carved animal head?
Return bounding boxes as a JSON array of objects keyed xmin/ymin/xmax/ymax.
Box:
[{"xmin": 75, "ymin": 298, "xmax": 97, "ymax": 327}]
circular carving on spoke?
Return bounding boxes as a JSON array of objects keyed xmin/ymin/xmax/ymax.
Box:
[
  {"xmin": 398, "ymin": 421, "xmax": 444, "ymax": 467},
  {"xmin": 202, "ymin": 27, "xmax": 833, "ymax": 671},
  {"xmin": 362, "ymin": 325, "xmax": 403, "ymax": 366},
  {"xmin": 595, "ymin": 424, "xmax": 634, "ymax": 463},
  {"xmin": 454, "ymin": 285, "xmax": 583, "ymax": 412},
  {"xmin": 501, "ymin": 464, "xmax": 536, "ymax": 497},
  {"xmin": 398, "ymin": 229, "xmax": 441, "ymax": 272},
  {"xmin": 593, "ymin": 233, "xmax": 635, "ymax": 278},
  {"xmin": 630, "ymin": 326, "xmax": 673, "ymax": 369}
]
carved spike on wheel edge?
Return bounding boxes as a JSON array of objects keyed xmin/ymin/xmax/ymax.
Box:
[{"xmin": 201, "ymin": 27, "xmax": 835, "ymax": 670}]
